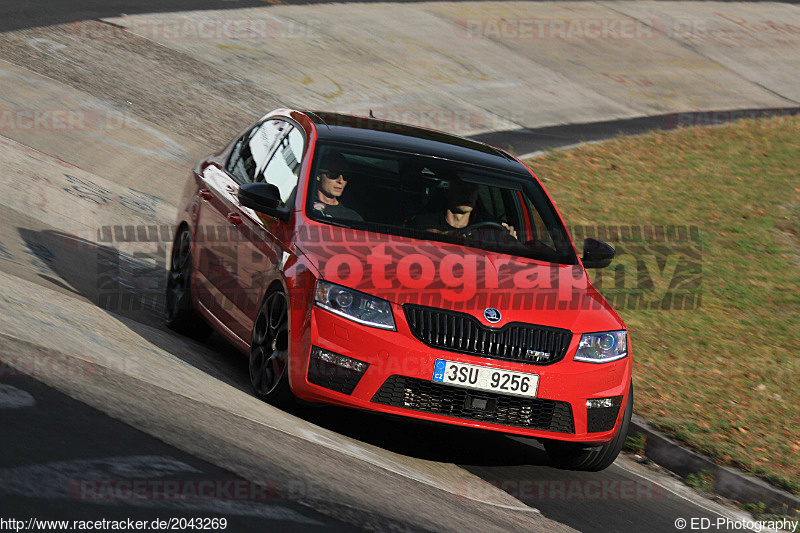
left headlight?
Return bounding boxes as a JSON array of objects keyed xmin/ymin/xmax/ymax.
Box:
[
  {"xmin": 574, "ymin": 331, "xmax": 628, "ymax": 363},
  {"xmin": 314, "ymin": 280, "xmax": 396, "ymax": 331}
]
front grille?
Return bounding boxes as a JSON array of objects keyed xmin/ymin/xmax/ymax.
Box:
[
  {"xmin": 372, "ymin": 375, "xmax": 574, "ymax": 433},
  {"xmin": 403, "ymin": 304, "xmax": 572, "ymax": 365}
]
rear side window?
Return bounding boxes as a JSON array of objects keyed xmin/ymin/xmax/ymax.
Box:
[
  {"xmin": 225, "ymin": 119, "xmax": 288, "ymax": 184},
  {"xmin": 259, "ymin": 125, "xmax": 304, "ymax": 206}
]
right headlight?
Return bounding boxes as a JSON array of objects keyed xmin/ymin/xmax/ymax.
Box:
[
  {"xmin": 574, "ymin": 331, "xmax": 628, "ymax": 363},
  {"xmin": 314, "ymin": 280, "xmax": 396, "ymax": 331}
]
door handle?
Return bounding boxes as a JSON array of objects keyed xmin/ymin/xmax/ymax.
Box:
[
  {"xmin": 227, "ymin": 213, "xmax": 243, "ymax": 225},
  {"xmin": 199, "ymin": 189, "xmax": 213, "ymax": 201}
]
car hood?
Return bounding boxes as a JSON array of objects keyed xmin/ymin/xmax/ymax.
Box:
[{"xmin": 294, "ymin": 223, "xmax": 624, "ymax": 333}]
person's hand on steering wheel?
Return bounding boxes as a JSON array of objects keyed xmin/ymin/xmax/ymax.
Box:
[{"xmin": 451, "ymin": 221, "xmax": 517, "ymax": 240}]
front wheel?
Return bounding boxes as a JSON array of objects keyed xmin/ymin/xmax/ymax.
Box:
[
  {"xmin": 249, "ymin": 290, "xmax": 293, "ymax": 406},
  {"xmin": 544, "ymin": 384, "xmax": 633, "ymax": 472}
]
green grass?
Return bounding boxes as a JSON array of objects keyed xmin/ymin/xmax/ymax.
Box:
[
  {"xmin": 742, "ymin": 502, "xmax": 800, "ymax": 523},
  {"xmin": 526, "ymin": 116, "xmax": 800, "ymax": 494},
  {"xmin": 686, "ymin": 470, "xmax": 715, "ymax": 493},
  {"xmin": 624, "ymin": 432, "xmax": 647, "ymax": 455}
]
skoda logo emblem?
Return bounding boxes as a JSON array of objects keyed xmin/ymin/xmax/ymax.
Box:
[{"xmin": 484, "ymin": 307, "xmax": 502, "ymax": 323}]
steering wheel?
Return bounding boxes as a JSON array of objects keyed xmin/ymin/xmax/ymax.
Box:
[
  {"xmin": 451, "ymin": 221, "xmax": 511, "ymax": 239},
  {"xmin": 464, "ymin": 221, "xmax": 508, "ymax": 232}
]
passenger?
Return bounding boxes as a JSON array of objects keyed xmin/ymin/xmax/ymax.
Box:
[
  {"xmin": 411, "ymin": 177, "xmax": 515, "ymax": 237},
  {"xmin": 311, "ymin": 152, "xmax": 363, "ymax": 222}
]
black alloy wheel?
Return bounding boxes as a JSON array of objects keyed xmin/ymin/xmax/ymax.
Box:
[
  {"xmin": 249, "ymin": 290, "xmax": 293, "ymax": 405},
  {"xmin": 164, "ymin": 228, "xmax": 212, "ymax": 339}
]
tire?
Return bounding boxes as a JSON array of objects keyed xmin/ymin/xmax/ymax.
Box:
[
  {"xmin": 544, "ymin": 384, "xmax": 633, "ymax": 472},
  {"xmin": 249, "ymin": 289, "xmax": 293, "ymax": 406},
  {"xmin": 164, "ymin": 227, "xmax": 213, "ymax": 339}
]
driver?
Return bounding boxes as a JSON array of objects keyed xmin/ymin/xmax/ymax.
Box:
[
  {"xmin": 311, "ymin": 152, "xmax": 363, "ymax": 222},
  {"xmin": 411, "ymin": 176, "xmax": 515, "ymax": 237}
]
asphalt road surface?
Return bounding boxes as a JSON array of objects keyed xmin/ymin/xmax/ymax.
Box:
[{"xmin": 0, "ymin": 373, "xmax": 361, "ymax": 532}]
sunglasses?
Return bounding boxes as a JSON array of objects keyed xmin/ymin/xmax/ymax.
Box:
[{"xmin": 319, "ymin": 168, "xmax": 348, "ymax": 181}]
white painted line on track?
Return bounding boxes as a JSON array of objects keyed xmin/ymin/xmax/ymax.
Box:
[
  {"xmin": 518, "ymin": 141, "xmax": 600, "ymax": 161},
  {"xmin": 0, "ymin": 384, "xmax": 35, "ymax": 408},
  {"xmin": 613, "ymin": 460, "xmax": 768, "ymax": 532}
]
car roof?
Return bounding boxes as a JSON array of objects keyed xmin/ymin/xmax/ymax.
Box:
[{"xmin": 300, "ymin": 111, "xmax": 531, "ymax": 176}]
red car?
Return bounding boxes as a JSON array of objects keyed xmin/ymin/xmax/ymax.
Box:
[{"xmin": 166, "ymin": 109, "xmax": 632, "ymax": 471}]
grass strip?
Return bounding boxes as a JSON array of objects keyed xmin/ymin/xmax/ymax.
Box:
[{"xmin": 526, "ymin": 115, "xmax": 799, "ymax": 494}]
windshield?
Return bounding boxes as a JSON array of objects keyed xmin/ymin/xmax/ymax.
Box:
[{"xmin": 306, "ymin": 142, "xmax": 577, "ymax": 264}]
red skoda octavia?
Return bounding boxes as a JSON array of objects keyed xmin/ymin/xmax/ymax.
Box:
[{"xmin": 166, "ymin": 109, "xmax": 632, "ymax": 471}]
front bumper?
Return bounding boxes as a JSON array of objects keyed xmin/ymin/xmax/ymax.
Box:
[{"xmin": 289, "ymin": 306, "xmax": 631, "ymax": 443}]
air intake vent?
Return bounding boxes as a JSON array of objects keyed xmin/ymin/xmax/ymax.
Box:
[{"xmin": 372, "ymin": 375, "xmax": 574, "ymax": 433}]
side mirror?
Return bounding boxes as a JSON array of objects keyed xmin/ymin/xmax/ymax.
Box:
[
  {"xmin": 582, "ymin": 238, "xmax": 615, "ymax": 268},
  {"xmin": 238, "ymin": 183, "xmax": 291, "ymax": 222}
]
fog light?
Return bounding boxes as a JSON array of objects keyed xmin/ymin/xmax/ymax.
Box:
[
  {"xmin": 308, "ymin": 346, "xmax": 369, "ymax": 395},
  {"xmin": 312, "ymin": 347, "xmax": 368, "ymax": 373},
  {"xmin": 587, "ymin": 397, "xmax": 622, "ymax": 409},
  {"xmin": 586, "ymin": 395, "xmax": 623, "ymax": 433}
]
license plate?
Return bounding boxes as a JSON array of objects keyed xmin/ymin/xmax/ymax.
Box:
[{"xmin": 432, "ymin": 359, "xmax": 538, "ymax": 398}]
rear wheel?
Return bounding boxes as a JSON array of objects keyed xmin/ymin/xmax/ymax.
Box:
[
  {"xmin": 164, "ymin": 228, "xmax": 212, "ymax": 339},
  {"xmin": 544, "ymin": 384, "xmax": 633, "ymax": 472},
  {"xmin": 249, "ymin": 290, "xmax": 293, "ymax": 406}
]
